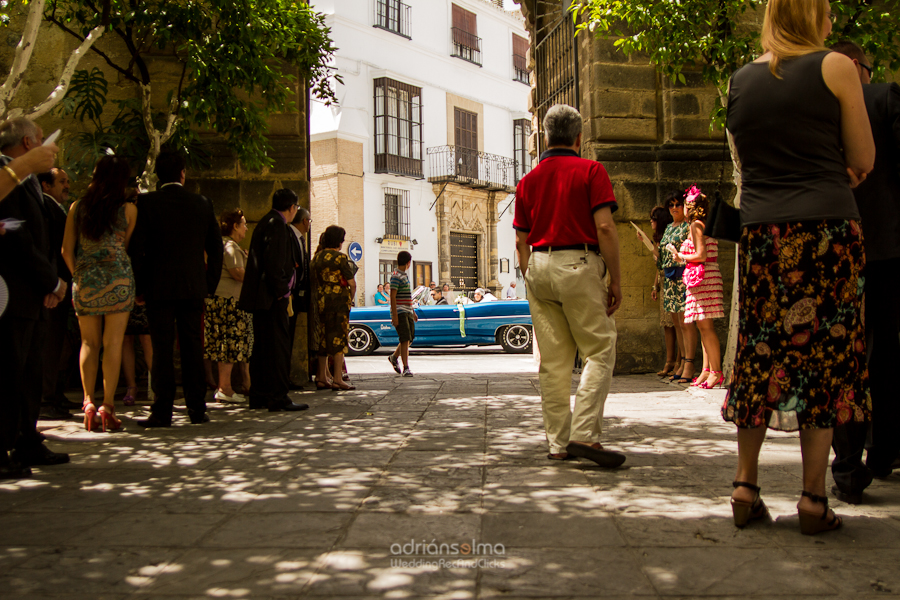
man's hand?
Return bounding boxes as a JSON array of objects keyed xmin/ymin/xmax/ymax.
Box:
[
  {"xmin": 54, "ymin": 279, "xmax": 67, "ymax": 300},
  {"xmin": 391, "ymin": 314, "xmax": 398, "ymax": 328},
  {"xmin": 606, "ymin": 281, "xmax": 622, "ymax": 316},
  {"xmin": 43, "ymin": 293, "xmax": 59, "ymax": 309}
]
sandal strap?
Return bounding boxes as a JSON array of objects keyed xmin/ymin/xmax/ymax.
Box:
[
  {"xmin": 683, "ymin": 357, "xmax": 695, "ymax": 363},
  {"xmin": 801, "ymin": 491, "xmax": 838, "ymax": 523},
  {"xmin": 733, "ymin": 481, "xmax": 761, "ymax": 493}
]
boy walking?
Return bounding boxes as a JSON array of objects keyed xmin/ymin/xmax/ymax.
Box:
[{"xmin": 388, "ymin": 251, "xmax": 416, "ymax": 377}]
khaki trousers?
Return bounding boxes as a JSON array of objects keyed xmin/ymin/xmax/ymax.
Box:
[{"xmin": 525, "ymin": 249, "xmax": 617, "ymax": 454}]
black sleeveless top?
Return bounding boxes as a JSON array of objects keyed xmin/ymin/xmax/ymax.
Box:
[{"xmin": 726, "ymin": 51, "xmax": 859, "ymax": 227}]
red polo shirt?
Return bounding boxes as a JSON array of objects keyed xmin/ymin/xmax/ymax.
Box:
[{"xmin": 513, "ymin": 149, "xmax": 617, "ymax": 247}]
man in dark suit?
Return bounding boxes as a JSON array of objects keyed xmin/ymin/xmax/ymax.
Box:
[
  {"xmin": 0, "ymin": 117, "xmax": 69, "ymax": 477},
  {"xmin": 240, "ymin": 188, "xmax": 308, "ymax": 411},
  {"xmin": 288, "ymin": 207, "xmax": 311, "ymax": 389},
  {"xmin": 830, "ymin": 41, "xmax": 900, "ymax": 502},
  {"xmin": 37, "ymin": 168, "xmax": 76, "ymax": 420},
  {"xmin": 130, "ymin": 152, "xmax": 223, "ymax": 427}
]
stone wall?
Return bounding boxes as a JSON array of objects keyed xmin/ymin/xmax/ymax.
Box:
[{"xmin": 518, "ymin": 0, "xmax": 737, "ymax": 374}]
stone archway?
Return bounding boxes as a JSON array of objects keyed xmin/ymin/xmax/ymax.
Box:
[{"xmin": 434, "ymin": 184, "xmax": 501, "ymax": 295}]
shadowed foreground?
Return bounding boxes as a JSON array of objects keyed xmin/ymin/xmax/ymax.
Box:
[{"xmin": 1, "ymin": 373, "xmax": 898, "ymax": 599}]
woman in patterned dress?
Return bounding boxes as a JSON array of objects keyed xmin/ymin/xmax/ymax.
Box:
[
  {"xmin": 656, "ymin": 190, "xmax": 694, "ymax": 382},
  {"xmin": 670, "ymin": 186, "xmax": 724, "ymax": 388},
  {"xmin": 722, "ymin": 0, "xmax": 873, "ymax": 533},
  {"xmin": 61, "ymin": 156, "xmax": 137, "ymax": 432},
  {"xmin": 645, "ymin": 205, "xmax": 679, "ymax": 376},
  {"xmin": 204, "ymin": 208, "xmax": 254, "ymax": 403},
  {"xmin": 312, "ymin": 225, "xmax": 357, "ymax": 391}
]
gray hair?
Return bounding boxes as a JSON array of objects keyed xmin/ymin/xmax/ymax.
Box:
[
  {"xmin": 292, "ymin": 206, "xmax": 310, "ymax": 225},
  {"xmin": 0, "ymin": 117, "xmax": 39, "ymax": 152},
  {"xmin": 543, "ymin": 104, "xmax": 582, "ymax": 148}
]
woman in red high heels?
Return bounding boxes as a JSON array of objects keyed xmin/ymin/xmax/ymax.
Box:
[{"xmin": 62, "ymin": 156, "xmax": 137, "ymax": 432}]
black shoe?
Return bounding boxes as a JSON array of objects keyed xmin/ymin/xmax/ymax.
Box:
[
  {"xmin": 12, "ymin": 444, "xmax": 70, "ymax": 467},
  {"xmin": 268, "ymin": 401, "xmax": 309, "ymax": 412},
  {"xmin": 39, "ymin": 405, "xmax": 73, "ymax": 420},
  {"xmin": 136, "ymin": 415, "xmax": 171, "ymax": 428},
  {"xmin": 831, "ymin": 484, "xmax": 863, "ymax": 505},
  {"xmin": 564, "ymin": 442, "xmax": 626, "ymax": 468},
  {"xmin": 388, "ymin": 353, "xmax": 401, "ymax": 374},
  {"xmin": 288, "ymin": 381, "xmax": 307, "ymax": 391},
  {"xmin": 188, "ymin": 411, "xmax": 210, "ymax": 424},
  {"xmin": 0, "ymin": 461, "xmax": 31, "ymax": 479}
]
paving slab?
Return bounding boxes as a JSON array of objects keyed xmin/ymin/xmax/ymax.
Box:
[{"xmin": 1, "ymin": 372, "xmax": 897, "ymax": 598}]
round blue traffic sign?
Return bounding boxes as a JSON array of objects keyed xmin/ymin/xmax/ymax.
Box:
[{"xmin": 348, "ymin": 241, "xmax": 363, "ymax": 262}]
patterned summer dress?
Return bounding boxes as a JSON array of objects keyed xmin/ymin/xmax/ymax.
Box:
[
  {"xmin": 312, "ymin": 249, "xmax": 357, "ymax": 355},
  {"xmin": 657, "ymin": 221, "xmax": 690, "ymax": 313},
  {"xmin": 72, "ymin": 204, "xmax": 135, "ymax": 316},
  {"xmin": 681, "ymin": 235, "xmax": 724, "ymax": 323}
]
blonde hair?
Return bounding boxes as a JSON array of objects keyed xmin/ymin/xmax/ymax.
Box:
[{"xmin": 760, "ymin": 0, "xmax": 829, "ymax": 77}]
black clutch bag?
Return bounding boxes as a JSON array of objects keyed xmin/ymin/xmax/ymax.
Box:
[{"xmin": 704, "ymin": 191, "xmax": 742, "ymax": 243}]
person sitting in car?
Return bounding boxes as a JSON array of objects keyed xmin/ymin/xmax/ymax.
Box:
[
  {"xmin": 431, "ymin": 289, "xmax": 448, "ymax": 305},
  {"xmin": 473, "ymin": 288, "xmax": 498, "ymax": 302}
]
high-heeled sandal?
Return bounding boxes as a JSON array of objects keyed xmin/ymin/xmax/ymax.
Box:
[
  {"xmin": 798, "ymin": 491, "xmax": 842, "ymax": 535},
  {"xmin": 83, "ymin": 401, "xmax": 99, "ymax": 432},
  {"xmin": 700, "ymin": 371, "xmax": 725, "ymax": 389},
  {"xmin": 671, "ymin": 358, "xmax": 694, "ymax": 383},
  {"xmin": 98, "ymin": 404, "xmax": 122, "ymax": 432},
  {"xmin": 123, "ymin": 386, "xmax": 138, "ymax": 406},
  {"xmin": 656, "ymin": 361, "xmax": 676, "ymax": 377},
  {"xmin": 690, "ymin": 368, "xmax": 710, "ymax": 387},
  {"xmin": 731, "ymin": 481, "xmax": 768, "ymax": 528}
]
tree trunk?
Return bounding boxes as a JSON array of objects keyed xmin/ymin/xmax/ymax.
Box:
[
  {"xmin": 0, "ymin": 0, "xmax": 47, "ymax": 119},
  {"xmin": 138, "ymin": 83, "xmax": 180, "ymax": 191}
]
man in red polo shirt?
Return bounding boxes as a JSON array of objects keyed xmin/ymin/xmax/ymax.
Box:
[{"xmin": 514, "ymin": 103, "xmax": 624, "ymax": 467}]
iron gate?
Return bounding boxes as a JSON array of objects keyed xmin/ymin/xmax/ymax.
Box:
[{"xmin": 450, "ymin": 232, "xmax": 478, "ymax": 291}]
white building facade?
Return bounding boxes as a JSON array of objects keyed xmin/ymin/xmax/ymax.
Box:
[{"xmin": 309, "ymin": 0, "xmax": 532, "ymax": 306}]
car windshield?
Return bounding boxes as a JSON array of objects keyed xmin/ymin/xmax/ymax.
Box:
[{"xmin": 411, "ymin": 285, "xmax": 430, "ymax": 305}]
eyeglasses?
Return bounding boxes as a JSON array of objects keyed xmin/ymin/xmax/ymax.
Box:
[{"xmin": 859, "ymin": 62, "xmax": 873, "ymax": 77}]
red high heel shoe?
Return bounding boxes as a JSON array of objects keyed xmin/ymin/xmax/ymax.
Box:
[
  {"xmin": 700, "ymin": 371, "xmax": 725, "ymax": 389},
  {"xmin": 83, "ymin": 401, "xmax": 98, "ymax": 432},
  {"xmin": 98, "ymin": 404, "xmax": 122, "ymax": 432}
]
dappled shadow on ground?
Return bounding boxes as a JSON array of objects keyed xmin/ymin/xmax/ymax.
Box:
[{"xmin": 2, "ymin": 374, "xmax": 899, "ymax": 598}]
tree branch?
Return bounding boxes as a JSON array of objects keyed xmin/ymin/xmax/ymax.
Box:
[
  {"xmin": 45, "ymin": 14, "xmax": 140, "ymax": 84},
  {"xmin": 0, "ymin": 0, "xmax": 48, "ymax": 118},
  {"xmin": 26, "ymin": 25, "xmax": 106, "ymax": 120}
]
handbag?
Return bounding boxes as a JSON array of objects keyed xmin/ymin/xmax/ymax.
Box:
[
  {"xmin": 683, "ymin": 263, "xmax": 705, "ymax": 288},
  {"xmin": 663, "ymin": 265, "xmax": 685, "ymax": 281},
  {"xmin": 704, "ymin": 190, "xmax": 742, "ymax": 243}
]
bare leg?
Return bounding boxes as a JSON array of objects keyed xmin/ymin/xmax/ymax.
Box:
[
  {"xmin": 317, "ymin": 355, "xmax": 331, "ymax": 385},
  {"xmin": 139, "ymin": 334, "xmax": 153, "ymax": 371},
  {"xmin": 204, "ymin": 359, "xmax": 217, "ymax": 389},
  {"xmin": 798, "ymin": 428, "xmax": 835, "ymax": 513},
  {"xmin": 217, "ymin": 362, "xmax": 235, "ymax": 396},
  {"xmin": 122, "ymin": 334, "xmax": 138, "ymax": 388},
  {"xmin": 332, "ymin": 352, "xmax": 344, "ymax": 383},
  {"xmin": 693, "ymin": 343, "xmax": 710, "ymax": 386},
  {"xmin": 240, "ymin": 362, "xmax": 251, "ymax": 393},
  {"xmin": 679, "ymin": 314, "xmax": 697, "ymax": 380},
  {"xmin": 696, "ymin": 319, "xmax": 722, "ymax": 386},
  {"xmin": 399, "ymin": 340, "xmax": 410, "ymax": 368},
  {"xmin": 100, "ymin": 312, "xmax": 130, "ymax": 411},
  {"xmin": 733, "ymin": 426, "xmax": 767, "ymax": 503},
  {"xmin": 663, "ymin": 326, "xmax": 677, "ymax": 364},
  {"xmin": 670, "ymin": 312, "xmax": 685, "ymax": 376},
  {"xmin": 78, "ymin": 315, "xmax": 103, "ymax": 406}
]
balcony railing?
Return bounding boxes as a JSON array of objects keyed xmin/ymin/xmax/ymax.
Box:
[
  {"xmin": 427, "ymin": 146, "xmax": 518, "ymax": 192},
  {"xmin": 450, "ymin": 28, "xmax": 482, "ymax": 66},
  {"xmin": 374, "ymin": 0, "xmax": 412, "ymax": 39},
  {"xmin": 513, "ymin": 53, "xmax": 529, "ymax": 84}
]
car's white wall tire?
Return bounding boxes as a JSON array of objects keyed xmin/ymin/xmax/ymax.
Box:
[
  {"xmin": 499, "ymin": 324, "xmax": 533, "ymax": 353},
  {"xmin": 348, "ymin": 325, "xmax": 378, "ymax": 355}
]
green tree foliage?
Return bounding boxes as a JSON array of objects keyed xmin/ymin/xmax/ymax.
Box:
[
  {"xmin": 45, "ymin": 0, "xmax": 339, "ymax": 183},
  {"xmin": 575, "ymin": 0, "xmax": 900, "ymax": 127}
]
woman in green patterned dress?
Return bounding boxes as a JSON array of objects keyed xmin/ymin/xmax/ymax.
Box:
[
  {"xmin": 656, "ymin": 190, "xmax": 694, "ymax": 383},
  {"xmin": 62, "ymin": 156, "xmax": 137, "ymax": 432}
]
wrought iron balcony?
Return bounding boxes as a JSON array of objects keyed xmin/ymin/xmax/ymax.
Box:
[
  {"xmin": 427, "ymin": 146, "xmax": 518, "ymax": 192},
  {"xmin": 513, "ymin": 54, "xmax": 529, "ymax": 84},
  {"xmin": 374, "ymin": 0, "xmax": 412, "ymax": 40},
  {"xmin": 450, "ymin": 28, "xmax": 482, "ymax": 66}
]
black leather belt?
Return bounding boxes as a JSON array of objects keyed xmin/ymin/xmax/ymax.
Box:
[{"xmin": 532, "ymin": 244, "xmax": 600, "ymax": 253}]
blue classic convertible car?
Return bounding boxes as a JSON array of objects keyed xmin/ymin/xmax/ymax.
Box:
[{"xmin": 348, "ymin": 286, "xmax": 533, "ymax": 355}]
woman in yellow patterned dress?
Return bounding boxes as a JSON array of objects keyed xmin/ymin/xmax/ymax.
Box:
[{"xmin": 311, "ymin": 225, "xmax": 357, "ymax": 391}]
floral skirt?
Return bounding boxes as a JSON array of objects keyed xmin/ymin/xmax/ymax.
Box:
[
  {"xmin": 125, "ymin": 303, "xmax": 150, "ymax": 335},
  {"xmin": 661, "ymin": 271, "xmax": 687, "ymax": 314},
  {"xmin": 722, "ymin": 220, "xmax": 871, "ymax": 431},
  {"xmin": 203, "ymin": 296, "xmax": 254, "ymax": 363},
  {"xmin": 317, "ymin": 309, "xmax": 350, "ymax": 356}
]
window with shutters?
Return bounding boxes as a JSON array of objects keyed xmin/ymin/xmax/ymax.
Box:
[
  {"xmin": 450, "ymin": 4, "xmax": 482, "ymax": 66},
  {"xmin": 454, "ymin": 107, "xmax": 478, "ymax": 179},
  {"xmin": 384, "ymin": 187, "xmax": 410, "ymax": 239},
  {"xmin": 374, "ymin": 78, "xmax": 423, "ymax": 178},
  {"xmin": 513, "ymin": 34, "xmax": 529, "ymax": 84},
  {"xmin": 513, "ymin": 119, "xmax": 532, "ymax": 182}
]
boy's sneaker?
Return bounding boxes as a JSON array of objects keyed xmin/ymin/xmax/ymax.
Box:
[
  {"xmin": 402, "ymin": 367, "xmax": 414, "ymax": 377},
  {"xmin": 388, "ymin": 354, "xmax": 401, "ymax": 374}
]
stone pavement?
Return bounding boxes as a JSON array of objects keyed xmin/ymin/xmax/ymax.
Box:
[{"xmin": 1, "ymin": 372, "xmax": 899, "ymax": 599}]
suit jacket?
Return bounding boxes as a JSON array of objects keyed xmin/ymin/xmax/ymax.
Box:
[
  {"xmin": 0, "ymin": 163, "xmax": 58, "ymax": 321},
  {"xmin": 43, "ymin": 193, "xmax": 72, "ymax": 289},
  {"xmin": 239, "ymin": 209, "xmax": 294, "ymax": 312},
  {"xmin": 289, "ymin": 225, "xmax": 310, "ymax": 312},
  {"xmin": 129, "ymin": 183, "xmax": 223, "ymax": 302},
  {"xmin": 854, "ymin": 82, "xmax": 900, "ymax": 262}
]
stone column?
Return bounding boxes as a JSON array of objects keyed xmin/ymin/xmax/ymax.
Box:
[
  {"xmin": 434, "ymin": 185, "xmax": 452, "ymax": 285},
  {"xmin": 487, "ymin": 191, "xmax": 500, "ymax": 295}
]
